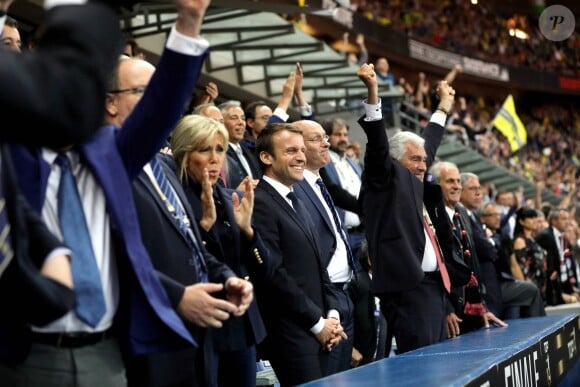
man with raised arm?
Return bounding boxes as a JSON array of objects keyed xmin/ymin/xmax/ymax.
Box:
[{"xmin": 357, "ymin": 63, "xmax": 468, "ymax": 353}]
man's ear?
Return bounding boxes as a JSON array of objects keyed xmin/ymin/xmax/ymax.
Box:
[
  {"xmin": 104, "ymin": 94, "xmax": 118, "ymax": 118},
  {"xmin": 259, "ymin": 151, "xmax": 273, "ymax": 166}
]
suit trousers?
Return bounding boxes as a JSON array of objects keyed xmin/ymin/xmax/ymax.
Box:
[
  {"xmin": 501, "ymin": 280, "xmax": 546, "ymax": 318},
  {"xmin": 0, "ymin": 337, "xmax": 125, "ymax": 387},
  {"xmin": 378, "ymin": 275, "xmax": 446, "ymax": 354},
  {"xmin": 213, "ymin": 345, "xmax": 256, "ymax": 387},
  {"xmin": 321, "ymin": 286, "xmax": 354, "ymax": 376}
]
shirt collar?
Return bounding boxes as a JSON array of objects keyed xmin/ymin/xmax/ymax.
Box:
[{"xmin": 262, "ymin": 175, "xmax": 292, "ymax": 198}]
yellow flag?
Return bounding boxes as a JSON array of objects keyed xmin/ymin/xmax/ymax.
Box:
[{"xmin": 492, "ymin": 95, "xmax": 527, "ymax": 153}]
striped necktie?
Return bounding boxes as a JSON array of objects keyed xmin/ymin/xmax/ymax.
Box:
[{"xmin": 149, "ymin": 158, "xmax": 208, "ymax": 283}]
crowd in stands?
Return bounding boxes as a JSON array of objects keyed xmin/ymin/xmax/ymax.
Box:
[
  {"xmin": 351, "ymin": 0, "xmax": 578, "ymax": 76},
  {"xmin": 387, "ymin": 60, "xmax": 580, "ymax": 198},
  {"xmin": 1, "ymin": 1, "xmax": 579, "ymax": 387}
]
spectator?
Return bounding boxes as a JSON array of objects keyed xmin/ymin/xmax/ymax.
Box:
[
  {"xmin": 6, "ymin": 1, "xmax": 213, "ymax": 385},
  {"xmin": 513, "ymin": 207, "xmax": 547, "ymax": 299},
  {"xmin": 171, "ymin": 114, "xmax": 266, "ymax": 387},
  {"xmin": 356, "ymin": 63, "xmax": 469, "ymax": 354},
  {"xmin": 1, "ymin": 15, "xmax": 20, "ymax": 52},
  {"xmin": 479, "ymin": 202, "xmax": 546, "ymax": 318},
  {"xmin": 536, "ymin": 208, "xmax": 579, "ymax": 305},
  {"xmin": 252, "ymin": 123, "xmax": 346, "ymax": 386}
]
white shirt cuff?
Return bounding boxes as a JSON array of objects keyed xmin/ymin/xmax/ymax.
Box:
[
  {"xmin": 327, "ymin": 309, "xmax": 340, "ymax": 322},
  {"xmin": 44, "ymin": 0, "xmax": 86, "ymax": 9},
  {"xmin": 45, "ymin": 247, "xmax": 73, "ymax": 263},
  {"xmin": 310, "ymin": 317, "xmax": 325, "ymax": 335},
  {"xmin": 166, "ymin": 25, "xmax": 209, "ymax": 56},
  {"xmin": 0, "ymin": 15, "xmax": 5, "ymax": 34},
  {"xmin": 430, "ymin": 111, "xmax": 447, "ymax": 127},
  {"xmin": 299, "ymin": 105, "xmax": 313, "ymax": 117},
  {"xmin": 362, "ymin": 98, "xmax": 382, "ymax": 121},
  {"xmin": 273, "ymin": 107, "xmax": 289, "ymax": 122}
]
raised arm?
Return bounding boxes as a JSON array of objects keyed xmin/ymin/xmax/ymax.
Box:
[{"xmin": 117, "ymin": 0, "xmax": 210, "ymax": 179}]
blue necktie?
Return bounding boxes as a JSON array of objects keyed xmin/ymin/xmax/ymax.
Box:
[
  {"xmin": 55, "ymin": 154, "xmax": 106, "ymax": 327},
  {"xmin": 0, "ymin": 165, "xmax": 14, "ymax": 275},
  {"xmin": 315, "ymin": 178, "xmax": 356, "ymax": 272},
  {"xmin": 149, "ymin": 158, "xmax": 208, "ymax": 283}
]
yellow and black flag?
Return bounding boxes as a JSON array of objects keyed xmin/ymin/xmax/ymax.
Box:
[{"xmin": 492, "ymin": 95, "xmax": 527, "ymax": 153}]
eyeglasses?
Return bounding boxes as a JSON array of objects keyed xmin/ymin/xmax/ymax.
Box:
[
  {"xmin": 108, "ymin": 86, "xmax": 146, "ymax": 96},
  {"xmin": 482, "ymin": 212, "xmax": 501, "ymax": 217},
  {"xmin": 305, "ymin": 135, "xmax": 329, "ymax": 143}
]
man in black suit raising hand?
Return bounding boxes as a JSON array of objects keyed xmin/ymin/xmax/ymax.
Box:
[{"xmin": 357, "ymin": 63, "xmax": 468, "ymax": 354}]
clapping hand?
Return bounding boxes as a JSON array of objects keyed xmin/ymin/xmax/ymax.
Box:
[
  {"xmin": 199, "ymin": 168, "xmax": 217, "ymax": 232},
  {"xmin": 232, "ymin": 177, "xmax": 255, "ymax": 239}
]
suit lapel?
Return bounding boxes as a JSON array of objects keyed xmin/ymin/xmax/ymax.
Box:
[
  {"xmin": 80, "ymin": 134, "xmax": 194, "ymax": 345},
  {"xmin": 295, "ymin": 180, "xmax": 334, "ymax": 234},
  {"xmin": 136, "ymin": 170, "xmax": 186, "ymax": 243},
  {"xmin": 258, "ymin": 180, "xmax": 318, "ymax": 248}
]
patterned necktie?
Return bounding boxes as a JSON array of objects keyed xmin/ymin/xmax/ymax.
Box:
[
  {"xmin": 149, "ymin": 158, "xmax": 208, "ymax": 283},
  {"xmin": 234, "ymin": 146, "xmax": 253, "ymax": 179},
  {"xmin": 315, "ymin": 178, "xmax": 356, "ymax": 272},
  {"xmin": 0, "ymin": 164, "xmax": 14, "ymax": 276},
  {"xmin": 55, "ymin": 154, "xmax": 106, "ymax": 327},
  {"xmin": 422, "ymin": 208, "xmax": 451, "ymax": 293}
]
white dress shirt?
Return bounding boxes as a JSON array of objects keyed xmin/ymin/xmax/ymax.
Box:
[{"xmin": 34, "ymin": 25, "xmax": 209, "ymax": 333}]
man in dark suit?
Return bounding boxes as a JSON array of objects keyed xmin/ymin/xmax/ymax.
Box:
[
  {"xmin": 293, "ymin": 119, "xmax": 356, "ymax": 375},
  {"xmin": 5, "ymin": 1, "xmax": 215, "ymax": 385},
  {"xmin": 106, "ymin": 57, "xmax": 253, "ymax": 385},
  {"xmin": 536, "ymin": 208, "xmax": 576, "ymax": 305},
  {"xmin": 220, "ymin": 100, "xmax": 262, "ymax": 189},
  {"xmin": 0, "ymin": 0, "xmax": 121, "ymax": 369},
  {"xmin": 357, "ymin": 63, "xmax": 468, "ymax": 354},
  {"xmin": 429, "ymin": 161, "xmax": 506, "ymax": 338},
  {"xmin": 478, "ymin": 201, "xmax": 546, "ymax": 318},
  {"xmin": 252, "ymin": 123, "xmax": 346, "ymax": 386},
  {"xmin": 459, "ymin": 172, "xmax": 504, "ymax": 316}
]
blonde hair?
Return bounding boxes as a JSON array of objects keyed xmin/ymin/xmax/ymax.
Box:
[{"xmin": 170, "ymin": 114, "xmax": 229, "ymax": 183}]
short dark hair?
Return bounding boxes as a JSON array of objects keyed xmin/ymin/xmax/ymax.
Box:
[
  {"xmin": 245, "ymin": 100, "xmax": 269, "ymax": 133},
  {"xmin": 244, "ymin": 100, "xmax": 268, "ymax": 120},
  {"xmin": 256, "ymin": 123, "xmax": 302, "ymax": 170},
  {"xmin": 322, "ymin": 118, "xmax": 349, "ymax": 136},
  {"xmin": 5, "ymin": 16, "xmax": 18, "ymax": 29}
]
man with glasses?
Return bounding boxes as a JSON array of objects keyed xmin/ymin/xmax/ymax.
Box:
[
  {"xmin": 460, "ymin": 172, "xmax": 504, "ymax": 317},
  {"xmin": 293, "ymin": 120, "xmax": 356, "ymax": 375},
  {"xmin": 0, "ymin": 0, "xmax": 121, "ymax": 374},
  {"xmin": 480, "ymin": 202, "xmax": 545, "ymax": 318},
  {"xmin": 7, "ymin": 1, "xmax": 215, "ymax": 385}
]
